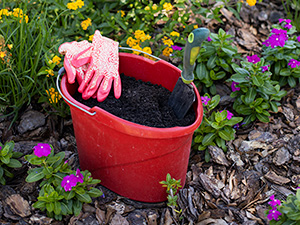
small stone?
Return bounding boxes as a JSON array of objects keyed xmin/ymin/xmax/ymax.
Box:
[
  {"xmin": 17, "ymin": 110, "xmax": 46, "ymax": 134},
  {"xmin": 248, "ymin": 130, "xmax": 277, "ymax": 143},
  {"xmin": 273, "ymin": 147, "xmax": 291, "ymax": 166},
  {"xmin": 269, "ymin": 11, "xmax": 284, "ymax": 23},
  {"xmin": 258, "ymin": 11, "xmax": 268, "ymax": 21}
]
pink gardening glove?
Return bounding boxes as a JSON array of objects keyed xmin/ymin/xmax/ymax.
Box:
[
  {"xmin": 73, "ymin": 30, "xmax": 121, "ymax": 102},
  {"xmin": 58, "ymin": 40, "xmax": 92, "ymax": 84}
]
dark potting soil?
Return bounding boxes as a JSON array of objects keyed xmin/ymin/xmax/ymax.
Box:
[{"xmin": 73, "ymin": 73, "xmax": 196, "ymax": 128}]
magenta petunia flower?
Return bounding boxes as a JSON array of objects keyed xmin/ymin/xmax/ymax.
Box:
[
  {"xmin": 267, "ymin": 208, "xmax": 282, "ymax": 221},
  {"xmin": 61, "ymin": 174, "xmax": 78, "ymax": 191},
  {"xmin": 171, "ymin": 45, "xmax": 182, "ymax": 51},
  {"xmin": 247, "ymin": 55, "xmax": 261, "ymax": 64},
  {"xmin": 284, "ymin": 23, "xmax": 293, "ymax": 29},
  {"xmin": 75, "ymin": 169, "xmax": 84, "ymax": 183},
  {"xmin": 288, "ymin": 59, "xmax": 300, "ymax": 68},
  {"xmin": 268, "ymin": 195, "xmax": 281, "ymax": 208},
  {"xmin": 279, "ymin": 18, "xmax": 291, "ymax": 24},
  {"xmin": 262, "ymin": 29, "xmax": 288, "ymax": 48},
  {"xmin": 261, "ymin": 65, "xmax": 270, "ymax": 73},
  {"xmin": 201, "ymin": 96, "xmax": 211, "ymax": 106},
  {"xmin": 231, "ymin": 81, "xmax": 240, "ymax": 92},
  {"xmin": 207, "ymin": 36, "xmax": 212, "ymax": 42},
  {"xmin": 297, "ymin": 36, "xmax": 300, "ymax": 42},
  {"xmin": 33, "ymin": 143, "xmax": 51, "ymax": 158},
  {"xmin": 0, "ymin": 146, "xmax": 2, "ymax": 151}
]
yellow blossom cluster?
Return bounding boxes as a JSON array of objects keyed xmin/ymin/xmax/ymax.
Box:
[
  {"xmin": 246, "ymin": 0, "xmax": 256, "ymax": 6},
  {"xmin": 162, "ymin": 47, "xmax": 173, "ymax": 57},
  {"xmin": 163, "ymin": 2, "xmax": 173, "ymax": 11},
  {"xmin": 0, "ymin": 8, "xmax": 29, "ymax": 23},
  {"xmin": 170, "ymin": 31, "xmax": 180, "ymax": 37},
  {"xmin": 162, "ymin": 36, "xmax": 174, "ymax": 47},
  {"xmin": 126, "ymin": 30, "xmax": 153, "ymax": 59},
  {"xmin": 46, "ymin": 69, "xmax": 54, "ymax": 77},
  {"xmin": 117, "ymin": 10, "xmax": 125, "ymax": 17},
  {"xmin": 0, "ymin": 35, "xmax": 12, "ymax": 65},
  {"xmin": 49, "ymin": 55, "xmax": 61, "ymax": 65},
  {"xmin": 67, "ymin": 0, "xmax": 84, "ymax": 10},
  {"xmin": 81, "ymin": 18, "xmax": 91, "ymax": 30},
  {"xmin": 46, "ymin": 88, "xmax": 62, "ymax": 104},
  {"xmin": 145, "ymin": 4, "xmax": 158, "ymax": 11}
]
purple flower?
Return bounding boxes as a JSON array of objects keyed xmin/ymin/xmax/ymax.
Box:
[
  {"xmin": 201, "ymin": 96, "xmax": 211, "ymax": 105},
  {"xmin": 288, "ymin": 59, "xmax": 300, "ymax": 68},
  {"xmin": 261, "ymin": 65, "xmax": 270, "ymax": 73},
  {"xmin": 171, "ymin": 45, "xmax": 182, "ymax": 51},
  {"xmin": 247, "ymin": 55, "xmax": 261, "ymax": 64},
  {"xmin": 233, "ymin": 122, "xmax": 245, "ymax": 130},
  {"xmin": 61, "ymin": 174, "xmax": 78, "ymax": 191},
  {"xmin": 268, "ymin": 195, "xmax": 281, "ymax": 208},
  {"xmin": 279, "ymin": 18, "xmax": 291, "ymax": 24},
  {"xmin": 75, "ymin": 169, "xmax": 84, "ymax": 183},
  {"xmin": 207, "ymin": 36, "xmax": 212, "ymax": 42},
  {"xmin": 267, "ymin": 208, "xmax": 282, "ymax": 221},
  {"xmin": 284, "ymin": 23, "xmax": 293, "ymax": 29},
  {"xmin": 231, "ymin": 81, "xmax": 240, "ymax": 92},
  {"xmin": 0, "ymin": 146, "xmax": 2, "ymax": 151},
  {"xmin": 33, "ymin": 143, "xmax": 51, "ymax": 158},
  {"xmin": 220, "ymin": 110, "xmax": 233, "ymax": 120},
  {"xmin": 262, "ymin": 29, "xmax": 288, "ymax": 48},
  {"xmin": 297, "ymin": 36, "xmax": 300, "ymax": 42}
]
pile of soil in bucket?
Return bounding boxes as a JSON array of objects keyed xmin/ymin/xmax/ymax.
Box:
[{"xmin": 73, "ymin": 73, "xmax": 196, "ymax": 128}]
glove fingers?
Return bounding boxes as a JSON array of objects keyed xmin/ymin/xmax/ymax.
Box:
[
  {"xmin": 82, "ymin": 73, "xmax": 104, "ymax": 100},
  {"xmin": 72, "ymin": 46, "xmax": 92, "ymax": 67},
  {"xmin": 97, "ymin": 77, "xmax": 113, "ymax": 102},
  {"xmin": 64, "ymin": 57, "xmax": 76, "ymax": 84},
  {"xmin": 113, "ymin": 75, "xmax": 122, "ymax": 99}
]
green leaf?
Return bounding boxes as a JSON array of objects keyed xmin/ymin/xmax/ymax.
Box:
[
  {"xmin": 234, "ymin": 67, "xmax": 250, "ymax": 76},
  {"xmin": 0, "ymin": 167, "xmax": 3, "ymax": 179},
  {"xmin": 207, "ymin": 55, "xmax": 217, "ymax": 70},
  {"xmin": 54, "ymin": 201, "xmax": 62, "ymax": 215},
  {"xmin": 218, "ymin": 127, "xmax": 235, "ymax": 141},
  {"xmin": 256, "ymin": 113, "xmax": 270, "ymax": 123},
  {"xmin": 6, "ymin": 158, "xmax": 22, "ymax": 168},
  {"xmin": 280, "ymin": 68, "xmax": 291, "ymax": 76},
  {"xmin": 231, "ymin": 74, "xmax": 247, "ymax": 83},
  {"xmin": 204, "ymin": 149, "xmax": 211, "ymax": 162},
  {"xmin": 288, "ymin": 76, "xmax": 296, "ymax": 87},
  {"xmin": 26, "ymin": 168, "xmax": 45, "ymax": 183},
  {"xmin": 46, "ymin": 202, "xmax": 54, "ymax": 213},
  {"xmin": 193, "ymin": 135, "xmax": 203, "ymax": 143},
  {"xmin": 252, "ymin": 76, "xmax": 264, "ymax": 87},
  {"xmin": 196, "ymin": 63, "xmax": 208, "ymax": 80},
  {"xmin": 270, "ymin": 101, "xmax": 279, "ymax": 112},
  {"xmin": 32, "ymin": 200, "xmax": 46, "ymax": 209},
  {"xmin": 244, "ymin": 88, "xmax": 257, "ymax": 105},
  {"xmin": 221, "ymin": 45, "xmax": 236, "ymax": 56},
  {"xmin": 202, "ymin": 133, "xmax": 216, "ymax": 146},
  {"xmin": 73, "ymin": 200, "xmax": 83, "ymax": 216},
  {"xmin": 225, "ymin": 117, "xmax": 243, "ymax": 126},
  {"xmin": 87, "ymin": 188, "xmax": 103, "ymax": 198},
  {"xmin": 201, "ymin": 46, "xmax": 216, "ymax": 58},
  {"xmin": 76, "ymin": 193, "xmax": 92, "ymax": 203},
  {"xmin": 64, "ymin": 190, "xmax": 75, "ymax": 200}
]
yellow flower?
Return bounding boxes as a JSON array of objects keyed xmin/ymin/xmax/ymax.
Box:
[
  {"xmin": 0, "ymin": 9, "xmax": 11, "ymax": 19},
  {"xmin": 170, "ymin": 31, "xmax": 180, "ymax": 37},
  {"xmin": 134, "ymin": 30, "xmax": 146, "ymax": 41},
  {"xmin": 246, "ymin": 0, "xmax": 256, "ymax": 6},
  {"xmin": 145, "ymin": 6, "xmax": 150, "ymax": 11},
  {"xmin": 163, "ymin": 3, "xmax": 173, "ymax": 11},
  {"xmin": 162, "ymin": 47, "xmax": 173, "ymax": 57},
  {"xmin": 46, "ymin": 69, "xmax": 54, "ymax": 77},
  {"xmin": 193, "ymin": 24, "xmax": 199, "ymax": 29},
  {"xmin": 126, "ymin": 37, "xmax": 138, "ymax": 47},
  {"xmin": 89, "ymin": 34, "xmax": 94, "ymax": 42},
  {"xmin": 152, "ymin": 4, "xmax": 158, "ymax": 10},
  {"xmin": 46, "ymin": 88, "xmax": 62, "ymax": 104},
  {"xmin": 7, "ymin": 44, "xmax": 13, "ymax": 50},
  {"xmin": 67, "ymin": 2, "xmax": 78, "ymax": 10},
  {"xmin": 0, "ymin": 51, "xmax": 6, "ymax": 58},
  {"xmin": 132, "ymin": 44, "xmax": 142, "ymax": 55},
  {"xmin": 52, "ymin": 55, "xmax": 61, "ymax": 65},
  {"xmin": 76, "ymin": 0, "xmax": 84, "ymax": 8},
  {"xmin": 143, "ymin": 47, "xmax": 152, "ymax": 55},
  {"xmin": 81, "ymin": 18, "xmax": 91, "ymax": 30},
  {"xmin": 12, "ymin": 8, "xmax": 23, "ymax": 18},
  {"xmin": 162, "ymin": 37, "xmax": 174, "ymax": 47},
  {"xmin": 118, "ymin": 10, "xmax": 125, "ymax": 17},
  {"xmin": 140, "ymin": 34, "xmax": 151, "ymax": 42}
]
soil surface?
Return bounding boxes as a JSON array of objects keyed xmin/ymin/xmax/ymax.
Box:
[{"xmin": 73, "ymin": 73, "xmax": 196, "ymax": 128}]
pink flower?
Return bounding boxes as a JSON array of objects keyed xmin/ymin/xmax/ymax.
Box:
[
  {"xmin": 171, "ymin": 45, "xmax": 182, "ymax": 51},
  {"xmin": 33, "ymin": 143, "xmax": 51, "ymax": 158},
  {"xmin": 288, "ymin": 59, "xmax": 300, "ymax": 68},
  {"xmin": 75, "ymin": 169, "xmax": 84, "ymax": 183},
  {"xmin": 267, "ymin": 208, "xmax": 282, "ymax": 221},
  {"xmin": 268, "ymin": 195, "xmax": 281, "ymax": 208},
  {"xmin": 201, "ymin": 96, "xmax": 211, "ymax": 105},
  {"xmin": 0, "ymin": 146, "xmax": 2, "ymax": 151},
  {"xmin": 247, "ymin": 55, "xmax": 261, "ymax": 64},
  {"xmin": 231, "ymin": 81, "xmax": 240, "ymax": 92},
  {"xmin": 261, "ymin": 65, "xmax": 270, "ymax": 73},
  {"xmin": 284, "ymin": 23, "xmax": 293, "ymax": 29},
  {"xmin": 61, "ymin": 174, "xmax": 78, "ymax": 191},
  {"xmin": 262, "ymin": 29, "xmax": 288, "ymax": 48},
  {"xmin": 297, "ymin": 36, "xmax": 300, "ymax": 42},
  {"xmin": 207, "ymin": 36, "xmax": 212, "ymax": 42},
  {"xmin": 279, "ymin": 18, "xmax": 291, "ymax": 24}
]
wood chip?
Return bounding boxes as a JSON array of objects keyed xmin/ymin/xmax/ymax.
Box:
[{"xmin": 264, "ymin": 171, "xmax": 290, "ymax": 185}]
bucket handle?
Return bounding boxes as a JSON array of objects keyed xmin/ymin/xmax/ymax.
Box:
[{"xmin": 56, "ymin": 47, "xmax": 161, "ymax": 116}]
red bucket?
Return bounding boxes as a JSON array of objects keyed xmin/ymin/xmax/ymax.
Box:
[{"xmin": 58, "ymin": 52, "xmax": 203, "ymax": 202}]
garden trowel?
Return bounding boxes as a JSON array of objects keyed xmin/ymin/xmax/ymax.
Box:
[{"xmin": 168, "ymin": 28, "xmax": 210, "ymax": 119}]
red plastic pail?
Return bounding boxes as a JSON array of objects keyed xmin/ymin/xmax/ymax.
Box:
[{"xmin": 58, "ymin": 52, "xmax": 203, "ymax": 202}]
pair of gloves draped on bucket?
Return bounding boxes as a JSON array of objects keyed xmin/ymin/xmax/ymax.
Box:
[{"xmin": 59, "ymin": 30, "xmax": 121, "ymax": 102}]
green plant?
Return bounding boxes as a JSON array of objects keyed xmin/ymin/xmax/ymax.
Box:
[
  {"xmin": 266, "ymin": 190, "xmax": 300, "ymax": 224},
  {"xmin": 282, "ymin": 0, "xmax": 300, "ymax": 33},
  {"xmin": 160, "ymin": 173, "xmax": 182, "ymax": 209},
  {"xmin": 195, "ymin": 28, "xmax": 241, "ymax": 95},
  {"xmin": 0, "ymin": 141, "xmax": 22, "ymax": 185},
  {"xmin": 25, "ymin": 143, "xmax": 102, "ymax": 220},
  {"xmin": 261, "ymin": 19, "xmax": 300, "ymax": 87},
  {"xmin": 193, "ymin": 94, "xmax": 243, "ymax": 159},
  {"xmin": 229, "ymin": 55, "xmax": 287, "ymax": 124}
]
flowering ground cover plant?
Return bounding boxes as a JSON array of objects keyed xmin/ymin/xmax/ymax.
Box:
[
  {"xmin": 0, "ymin": 141, "xmax": 22, "ymax": 185},
  {"xmin": 25, "ymin": 143, "xmax": 102, "ymax": 220},
  {"xmin": 262, "ymin": 19, "xmax": 300, "ymax": 87},
  {"xmin": 229, "ymin": 55, "xmax": 287, "ymax": 124}
]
